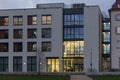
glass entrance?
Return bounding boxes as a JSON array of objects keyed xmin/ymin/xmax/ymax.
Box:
[{"xmin": 74, "ymin": 64, "xmax": 83, "ymax": 72}]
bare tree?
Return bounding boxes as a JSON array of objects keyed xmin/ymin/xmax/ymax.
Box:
[{"xmin": 36, "ymin": 49, "xmax": 44, "ymax": 74}]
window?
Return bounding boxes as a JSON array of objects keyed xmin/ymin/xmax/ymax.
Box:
[
  {"xmin": 13, "ymin": 42, "xmax": 22, "ymax": 52},
  {"xmin": 27, "ymin": 42, "xmax": 37, "ymax": 52},
  {"xmin": 0, "ymin": 57, "xmax": 8, "ymax": 72},
  {"xmin": 103, "ymin": 22, "xmax": 110, "ymax": 30},
  {"xmin": 64, "ymin": 14, "xmax": 84, "ymax": 26},
  {"xmin": 0, "ymin": 30, "xmax": 8, "ymax": 39},
  {"xmin": 0, "ymin": 43, "xmax": 8, "ymax": 52},
  {"xmin": 116, "ymin": 26, "xmax": 120, "ymax": 34},
  {"xmin": 42, "ymin": 42, "xmax": 51, "ymax": 51},
  {"xmin": 42, "ymin": 15, "xmax": 52, "ymax": 25},
  {"xmin": 64, "ymin": 27, "xmax": 83, "ymax": 40},
  {"xmin": 0, "ymin": 16, "xmax": 9, "ymax": 26},
  {"xmin": 28, "ymin": 15, "xmax": 37, "ymax": 25},
  {"xmin": 117, "ymin": 40, "xmax": 120, "ymax": 48},
  {"xmin": 13, "ymin": 57, "xmax": 22, "ymax": 72},
  {"xmin": 42, "ymin": 28, "xmax": 51, "ymax": 38},
  {"xmin": 27, "ymin": 29, "xmax": 37, "ymax": 38},
  {"xmin": 103, "ymin": 32, "xmax": 110, "ymax": 42},
  {"xmin": 63, "ymin": 41, "xmax": 84, "ymax": 57},
  {"xmin": 118, "ymin": 4, "xmax": 120, "ymax": 8},
  {"xmin": 103, "ymin": 44, "xmax": 110, "ymax": 54},
  {"xmin": 47, "ymin": 58, "xmax": 59, "ymax": 72},
  {"xmin": 27, "ymin": 56, "xmax": 36, "ymax": 72},
  {"xmin": 13, "ymin": 16, "xmax": 23, "ymax": 25},
  {"xmin": 116, "ymin": 14, "xmax": 120, "ymax": 21},
  {"xmin": 13, "ymin": 29, "xmax": 23, "ymax": 39}
]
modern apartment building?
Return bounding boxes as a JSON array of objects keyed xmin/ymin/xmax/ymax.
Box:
[{"xmin": 1, "ymin": 1, "xmax": 119, "ymax": 73}]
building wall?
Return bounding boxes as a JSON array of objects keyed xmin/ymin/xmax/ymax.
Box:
[
  {"xmin": 84, "ymin": 6, "xmax": 102, "ymax": 72},
  {"xmin": 111, "ymin": 11, "xmax": 120, "ymax": 69},
  {"xmin": 0, "ymin": 8, "xmax": 63, "ymax": 72}
]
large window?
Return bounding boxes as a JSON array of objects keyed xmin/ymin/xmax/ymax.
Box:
[
  {"xmin": 28, "ymin": 15, "xmax": 37, "ymax": 25},
  {"xmin": 0, "ymin": 57, "xmax": 8, "ymax": 72},
  {"xmin": 27, "ymin": 29, "xmax": 37, "ymax": 38},
  {"xmin": 0, "ymin": 16, "xmax": 9, "ymax": 26},
  {"xmin": 64, "ymin": 14, "xmax": 83, "ymax": 26},
  {"xmin": 27, "ymin": 42, "xmax": 37, "ymax": 52},
  {"xmin": 13, "ymin": 16, "xmax": 23, "ymax": 26},
  {"xmin": 103, "ymin": 32, "xmax": 110, "ymax": 42},
  {"xmin": 63, "ymin": 41, "xmax": 84, "ymax": 57},
  {"xmin": 64, "ymin": 27, "xmax": 83, "ymax": 40},
  {"xmin": 47, "ymin": 58, "xmax": 59, "ymax": 72},
  {"xmin": 27, "ymin": 56, "xmax": 36, "ymax": 72},
  {"xmin": 0, "ymin": 43, "xmax": 8, "ymax": 52},
  {"xmin": 13, "ymin": 57, "xmax": 22, "ymax": 72},
  {"xmin": 63, "ymin": 58, "xmax": 83, "ymax": 72},
  {"xmin": 13, "ymin": 29, "xmax": 23, "ymax": 39},
  {"xmin": 42, "ymin": 28, "xmax": 51, "ymax": 38},
  {"xmin": 116, "ymin": 14, "xmax": 120, "ymax": 21},
  {"xmin": 13, "ymin": 42, "xmax": 22, "ymax": 52},
  {"xmin": 42, "ymin": 15, "xmax": 52, "ymax": 25},
  {"xmin": 0, "ymin": 30, "xmax": 8, "ymax": 39},
  {"xmin": 103, "ymin": 44, "xmax": 110, "ymax": 54},
  {"xmin": 42, "ymin": 42, "xmax": 51, "ymax": 51}
]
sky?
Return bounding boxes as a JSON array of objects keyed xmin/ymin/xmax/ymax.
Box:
[{"xmin": 0, "ymin": 0, "xmax": 115, "ymax": 16}]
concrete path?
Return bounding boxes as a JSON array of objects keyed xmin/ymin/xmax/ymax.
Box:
[{"xmin": 70, "ymin": 75, "xmax": 93, "ymax": 80}]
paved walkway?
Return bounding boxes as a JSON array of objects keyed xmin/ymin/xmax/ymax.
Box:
[{"xmin": 70, "ymin": 75, "xmax": 93, "ymax": 80}]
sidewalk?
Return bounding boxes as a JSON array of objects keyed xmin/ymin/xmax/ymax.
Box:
[{"xmin": 70, "ymin": 75, "xmax": 93, "ymax": 80}]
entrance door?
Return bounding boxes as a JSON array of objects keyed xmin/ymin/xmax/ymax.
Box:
[{"xmin": 74, "ymin": 64, "xmax": 83, "ymax": 72}]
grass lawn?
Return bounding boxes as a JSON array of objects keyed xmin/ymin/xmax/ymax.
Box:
[
  {"xmin": 0, "ymin": 75, "xmax": 70, "ymax": 80},
  {"xmin": 90, "ymin": 75, "xmax": 120, "ymax": 80}
]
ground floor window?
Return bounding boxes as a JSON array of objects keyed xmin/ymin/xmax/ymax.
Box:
[
  {"xmin": 13, "ymin": 56, "xmax": 22, "ymax": 72},
  {"xmin": 0, "ymin": 57, "xmax": 8, "ymax": 72},
  {"xmin": 63, "ymin": 57, "xmax": 83, "ymax": 72},
  {"xmin": 47, "ymin": 58, "xmax": 59, "ymax": 72},
  {"xmin": 27, "ymin": 56, "xmax": 37, "ymax": 72}
]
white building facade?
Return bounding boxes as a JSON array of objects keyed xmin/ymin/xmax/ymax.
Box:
[{"xmin": 0, "ymin": 3, "xmax": 103, "ymax": 73}]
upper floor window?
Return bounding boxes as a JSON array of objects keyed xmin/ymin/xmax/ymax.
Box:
[
  {"xmin": 118, "ymin": 4, "xmax": 120, "ymax": 8},
  {"xmin": 103, "ymin": 32, "xmax": 110, "ymax": 42},
  {"xmin": 0, "ymin": 30, "xmax": 8, "ymax": 39},
  {"xmin": 13, "ymin": 42, "xmax": 22, "ymax": 52},
  {"xmin": 42, "ymin": 28, "xmax": 51, "ymax": 38},
  {"xmin": 64, "ymin": 27, "xmax": 83, "ymax": 40},
  {"xmin": 27, "ymin": 29, "xmax": 37, "ymax": 38},
  {"xmin": 116, "ymin": 14, "xmax": 120, "ymax": 21},
  {"xmin": 13, "ymin": 29, "xmax": 23, "ymax": 39},
  {"xmin": 64, "ymin": 14, "xmax": 83, "ymax": 26},
  {"xmin": 0, "ymin": 16, "xmax": 9, "ymax": 26},
  {"xmin": 28, "ymin": 15, "xmax": 37, "ymax": 25},
  {"xmin": 103, "ymin": 22, "xmax": 110, "ymax": 30},
  {"xmin": 13, "ymin": 16, "xmax": 23, "ymax": 26},
  {"xmin": 116, "ymin": 26, "xmax": 120, "ymax": 34},
  {"xmin": 27, "ymin": 42, "xmax": 37, "ymax": 52},
  {"xmin": 42, "ymin": 42, "xmax": 51, "ymax": 51},
  {"xmin": 0, "ymin": 43, "xmax": 8, "ymax": 52},
  {"xmin": 42, "ymin": 15, "xmax": 52, "ymax": 25}
]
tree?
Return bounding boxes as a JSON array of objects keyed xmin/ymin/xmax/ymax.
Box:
[{"xmin": 36, "ymin": 49, "xmax": 44, "ymax": 74}]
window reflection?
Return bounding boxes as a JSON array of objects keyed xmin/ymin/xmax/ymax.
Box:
[{"xmin": 64, "ymin": 14, "xmax": 83, "ymax": 26}]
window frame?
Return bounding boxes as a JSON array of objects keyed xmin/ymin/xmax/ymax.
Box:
[
  {"xmin": 42, "ymin": 28, "xmax": 51, "ymax": 38},
  {"xmin": 42, "ymin": 42, "xmax": 51, "ymax": 52},
  {"xmin": 27, "ymin": 15, "xmax": 37, "ymax": 25},
  {"xmin": 13, "ymin": 16, "xmax": 23, "ymax": 26},
  {"xmin": 42, "ymin": 15, "xmax": 52, "ymax": 25}
]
